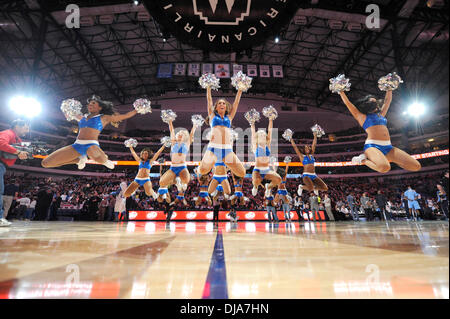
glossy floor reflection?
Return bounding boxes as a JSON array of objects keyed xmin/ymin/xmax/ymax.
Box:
[{"xmin": 0, "ymin": 220, "xmax": 448, "ymax": 299}]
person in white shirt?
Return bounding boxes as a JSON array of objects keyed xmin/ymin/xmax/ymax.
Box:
[
  {"xmin": 26, "ymin": 197, "xmax": 36, "ymax": 221},
  {"xmin": 17, "ymin": 194, "xmax": 30, "ymax": 220}
]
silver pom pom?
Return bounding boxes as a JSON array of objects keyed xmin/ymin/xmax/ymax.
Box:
[
  {"xmin": 270, "ymin": 156, "xmax": 278, "ymax": 166},
  {"xmin": 161, "ymin": 136, "xmax": 172, "ymax": 147},
  {"xmin": 284, "ymin": 156, "xmax": 292, "ymax": 164},
  {"xmin": 311, "ymin": 124, "xmax": 325, "ymax": 138},
  {"xmin": 329, "ymin": 74, "xmax": 351, "ymax": 94},
  {"xmin": 191, "ymin": 114, "xmax": 205, "ymax": 127},
  {"xmin": 262, "ymin": 105, "xmax": 278, "ymax": 120},
  {"xmin": 158, "ymin": 157, "xmax": 165, "ymax": 164},
  {"xmin": 378, "ymin": 72, "xmax": 403, "ymax": 91},
  {"xmin": 161, "ymin": 109, "xmax": 177, "ymax": 123},
  {"xmin": 199, "ymin": 73, "xmax": 221, "ymax": 90},
  {"xmin": 61, "ymin": 99, "xmax": 83, "ymax": 121},
  {"xmin": 230, "ymin": 129, "xmax": 239, "ymax": 142},
  {"xmin": 231, "ymin": 71, "xmax": 253, "ymax": 92},
  {"xmin": 244, "ymin": 108, "xmax": 261, "ymax": 125},
  {"xmin": 133, "ymin": 98, "xmax": 152, "ymax": 114},
  {"xmin": 282, "ymin": 129, "xmax": 293, "ymax": 142},
  {"xmin": 124, "ymin": 138, "xmax": 138, "ymax": 148}
]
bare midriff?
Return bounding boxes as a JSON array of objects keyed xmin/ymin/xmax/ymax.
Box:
[
  {"xmin": 136, "ymin": 168, "xmax": 149, "ymax": 179},
  {"xmin": 77, "ymin": 127, "xmax": 101, "ymax": 141},
  {"xmin": 171, "ymin": 152, "xmax": 187, "ymax": 166},
  {"xmin": 303, "ymin": 163, "xmax": 315, "ymax": 175},
  {"xmin": 255, "ymin": 156, "xmax": 270, "ymax": 169},
  {"xmin": 210, "ymin": 126, "xmax": 231, "ymax": 146},
  {"xmin": 365, "ymin": 125, "xmax": 391, "ymax": 141}
]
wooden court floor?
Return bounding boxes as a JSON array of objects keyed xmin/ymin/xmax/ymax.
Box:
[{"xmin": 0, "ymin": 220, "xmax": 448, "ymax": 299}]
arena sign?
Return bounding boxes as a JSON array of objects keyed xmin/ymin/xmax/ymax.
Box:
[{"xmin": 143, "ymin": 0, "xmax": 301, "ymax": 52}]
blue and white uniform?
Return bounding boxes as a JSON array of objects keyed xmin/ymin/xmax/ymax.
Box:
[
  {"xmin": 213, "ymin": 162, "xmax": 228, "ymax": 183},
  {"xmin": 278, "ymin": 181, "xmax": 288, "ymax": 196},
  {"xmin": 302, "ymin": 155, "xmax": 317, "ymax": 181},
  {"xmin": 199, "ymin": 185, "xmax": 209, "ymax": 198},
  {"xmin": 362, "ymin": 113, "xmax": 393, "ymax": 155},
  {"xmin": 170, "ymin": 142, "xmax": 188, "ymax": 176},
  {"xmin": 234, "ymin": 182, "xmax": 243, "ymax": 198},
  {"xmin": 207, "ymin": 113, "xmax": 233, "ymax": 162},
  {"xmin": 72, "ymin": 114, "xmax": 103, "ymax": 156},
  {"xmin": 134, "ymin": 160, "xmax": 151, "ymax": 186},
  {"xmin": 253, "ymin": 146, "xmax": 271, "ymax": 179}
]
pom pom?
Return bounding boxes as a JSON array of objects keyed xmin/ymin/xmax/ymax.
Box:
[
  {"xmin": 157, "ymin": 158, "xmax": 165, "ymax": 164},
  {"xmin": 61, "ymin": 99, "xmax": 83, "ymax": 121},
  {"xmin": 378, "ymin": 72, "xmax": 403, "ymax": 91},
  {"xmin": 161, "ymin": 109, "xmax": 177, "ymax": 123},
  {"xmin": 133, "ymin": 98, "xmax": 152, "ymax": 114},
  {"xmin": 199, "ymin": 73, "xmax": 220, "ymax": 90},
  {"xmin": 269, "ymin": 156, "xmax": 278, "ymax": 166},
  {"xmin": 282, "ymin": 129, "xmax": 293, "ymax": 142},
  {"xmin": 329, "ymin": 74, "xmax": 351, "ymax": 94},
  {"xmin": 244, "ymin": 108, "xmax": 261, "ymax": 125},
  {"xmin": 191, "ymin": 114, "xmax": 205, "ymax": 127},
  {"xmin": 311, "ymin": 124, "xmax": 325, "ymax": 138},
  {"xmin": 284, "ymin": 156, "xmax": 292, "ymax": 164},
  {"xmin": 262, "ymin": 105, "xmax": 278, "ymax": 120},
  {"xmin": 161, "ymin": 136, "xmax": 172, "ymax": 147},
  {"xmin": 231, "ymin": 71, "xmax": 253, "ymax": 92},
  {"xmin": 124, "ymin": 138, "xmax": 138, "ymax": 148}
]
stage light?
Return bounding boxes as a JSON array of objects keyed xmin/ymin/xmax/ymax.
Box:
[
  {"xmin": 133, "ymin": 0, "xmax": 140, "ymax": 6},
  {"xmin": 9, "ymin": 96, "xmax": 42, "ymax": 118},
  {"xmin": 274, "ymin": 36, "xmax": 280, "ymax": 43},
  {"xmin": 407, "ymin": 102, "xmax": 426, "ymax": 117}
]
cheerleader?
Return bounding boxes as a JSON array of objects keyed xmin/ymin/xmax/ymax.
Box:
[
  {"xmin": 275, "ymin": 163, "xmax": 291, "ymax": 221},
  {"xmin": 338, "ymin": 90, "xmax": 421, "ymax": 173},
  {"xmin": 230, "ymin": 174, "xmax": 245, "ymax": 207},
  {"xmin": 209, "ymin": 162, "xmax": 231, "ymax": 197},
  {"xmin": 157, "ymin": 118, "xmax": 197, "ymax": 199},
  {"xmin": 195, "ymin": 172, "xmax": 212, "ymax": 207},
  {"xmin": 290, "ymin": 131, "xmax": 328, "ymax": 196},
  {"xmin": 42, "ymin": 95, "xmax": 138, "ymax": 170},
  {"xmin": 250, "ymin": 117, "xmax": 281, "ymax": 197},
  {"xmin": 157, "ymin": 162, "xmax": 171, "ymax": 204},
  {"xmin": 123, "ymin": 145, "xmax": 166, "ymax": 199},
  {"xmin": 198, "ymin": 87, "xmax": 246, "ymax": 178}
]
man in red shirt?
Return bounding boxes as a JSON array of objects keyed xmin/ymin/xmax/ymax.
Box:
[{"xmin": 0, "ymin": 120, "xmax": 30, "ymax": 226}]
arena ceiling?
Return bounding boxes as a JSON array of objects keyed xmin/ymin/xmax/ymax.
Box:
[{"xmin": 0, "ymin": 0, "xmax": 448, "ymax": 122}]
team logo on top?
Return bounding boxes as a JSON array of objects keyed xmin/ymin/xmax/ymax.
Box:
[
  {"xmin": 143, "ymin": 0, "xmax": 299, "ymax": 52},
  {"xmin": 206, "ymin": 212, "xmax": 214, "ymax": 220},
  {"xmin": 193, "ymin": 0, "xmax": 251, "ymax": 25}
]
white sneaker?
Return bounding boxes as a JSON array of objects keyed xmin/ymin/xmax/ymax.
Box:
[
  {"xmin": 175, "ymin": 177, "xmax": 182, "ymax": 191},
  {"xmin": 104, "ymin": 160, "xmax": 115, "ymax": 169},
  {"xmin": 265, "ymin": 183, "xmax": 271, "ymax": 198},
  {"xmin": 314, "ymin": 189, "xmax": 319, "ymax": 196},
  {"xmin": 0, "ymin": 218, "xmax": 12, "ymax": 227},
  {"xmin": 211, "ymin": 190, "xmax": 218, "ymax": 197},
  {"xmin": 352, "ymin": 154, "xmax": 367, "ymax": 165},
  {"xmin": 252, "ymin": 187, "xmax": 258, "ymax": 196},
  {"xmin": 77, "ymin": 156, "xmax": 88, "ymax": 170},
  {"xmin": 150, "ymin": 189, "xmax": 158, "ymax": 200},
  {"xmin": 297, "ymin": 184, "xmax": 303, "ymax": 196}
]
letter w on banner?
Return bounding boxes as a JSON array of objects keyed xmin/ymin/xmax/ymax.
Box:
[{"xmin": 215, "ymin": 63, "xmax": 231, "ymax": 78}]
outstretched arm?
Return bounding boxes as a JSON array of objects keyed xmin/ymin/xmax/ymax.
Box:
[
  {"xmin": 129, "ymin": 147, "xmax": 141, "ymax": 163},
  {"xmin": 380, "ymin": 90, "xmax": 393, "ymax": 117},
  {"xmin": 339, "ymin": 92, "xmax": 365, "ymax": 126},
  {"xmin": 290, "ymin": 139, "xmax": 304, "ymax": 162},
  {"xmin": 207, "ymin": 87, "xmax": 214, "ymax": 118},
  {"xmin": 311, "ymin": 132, "xmax": 318, "ymax": 154},
  {"xmin": 229, "ymin": 89, "xmax": 243, "ymax": 120},
  {"xmin": 151, "ymin": 145, "xmax": 166, "ymax": 163},
  {"xmin": 284, "ymin": 163, "xmax": 289, "ymax": 181},
  {"xmin": 250, "ymin": 123, "xmax": 257, "ymax": 153},
  {"xmin": 189, "ymin": 125, "xmax": 197, "ymax": 145},
  {"xmin": 267, "ymin": 118, "xmax": 273, "ymax": 147},
  {"xmin": 104, "ymin": 110, "xmax": 137, "ymax": 124},
  {"xmin": 168, "ymin": 120, "xmax": 176, "ymax": 142}
]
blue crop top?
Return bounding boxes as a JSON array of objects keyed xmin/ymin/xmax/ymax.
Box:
[
  {"xmin": 211, "ymin": 113, "xmax": 231, "ymax": 128},
  {"xmin": 363, "ymin": 113, "xmax": 387, "ymax": 131},
  {"xmin": 255, "ymin": 146, "xmax": 270, "ymax": 158},
  {"xmin": 139, "ymin": 160, "xmax": 151, "ymax": 170},
  {"xmin": 171, "ymin": 143, "xmax": 188, "ymax": 154},
  {"xmin": 79, "ymin": 114, "xmax": 103, "ymax": 132},
  {"xmin": 303, "ymin": 155, "xmax": 315, "ymax": 165}
]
